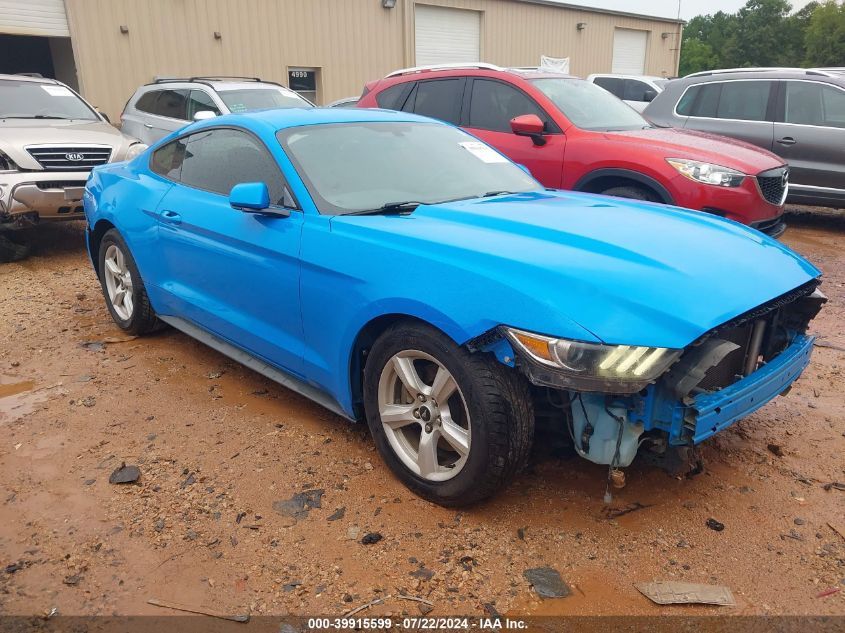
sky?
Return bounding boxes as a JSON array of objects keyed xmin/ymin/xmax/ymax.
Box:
[{"xmin": 565, "ymin": 0, "xmax": 817, "ymax": 20}]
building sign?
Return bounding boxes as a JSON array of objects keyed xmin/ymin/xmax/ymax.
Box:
[{"xmin": 288, "ymin": 69, "xmax": 316, "ymax": 93}]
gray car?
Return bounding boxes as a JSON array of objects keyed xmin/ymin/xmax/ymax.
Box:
[
  {"xmin": 644, "ymin": 69, "xmax": 845, "ymax": 208},
  {"xmin": 121, "ymin": 76, "xmax": 313, "ymax": 145}
]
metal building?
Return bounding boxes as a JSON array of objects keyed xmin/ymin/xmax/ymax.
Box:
[{"xmin": 0, "ymin": 0, "xmax": 683, "ymax": 119}]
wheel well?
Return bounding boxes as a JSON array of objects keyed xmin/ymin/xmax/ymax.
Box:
[
  {"xmin": 348, "ymin": 314, "xmax": 449, "ymax": 421},
  {"xmin": 575, "ymin": 170, "xmax": 673, "ymax": 204},
  {"xmin": 89, "ymin": 219, "xmax": 116, "ymax": 274}
]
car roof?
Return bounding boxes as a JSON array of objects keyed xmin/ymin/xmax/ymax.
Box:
[
  {"xmin": 191, "ymin": 106, "xmax": 438, "ymax": 133},
  {"xmin": 141, "ymin": 77, "xmax": 289, "ymax": 91},
  {"xmin": 589, "ymin": 73, "xmax": 666, "ymax": 81},
  {"xmin": 0, "ymin": 73, "xmax": 61, "ymax": 85},
  {"xmin": 677, "ymin": 69, "xmax": 845, "ymax": 86},
  {"xmin": 380, "ymin": 64, "xmax": 575, "ymax": 82}
]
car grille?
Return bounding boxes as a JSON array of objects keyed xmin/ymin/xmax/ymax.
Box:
[
  {"xmin": 26, "ymin": 146, "xmax": 112, "ymax": 171},
  {"xmin": 756, "ymin": 167, "xmax": 788, "ymax": 205}
]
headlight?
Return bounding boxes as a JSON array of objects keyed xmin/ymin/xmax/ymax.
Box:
[
  {"xmin": 504, "ymin": 327, "xmax": 681, "ymax": 393},
  {"xmin": 124, "ymin": 143, "xmax": 149, "ymax": 160},
  {"xmin": 666, "ymin": 158, "xmax": 745, "ymax": 187},
  {"xmin": 0, "ymin": 151, "xmax": 18, "ymax": 173}
]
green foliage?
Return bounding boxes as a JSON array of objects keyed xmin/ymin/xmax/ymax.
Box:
[
  {"xmin": 804, "ymin": 1, "xmax": 845, "ymax": 65},
  {"xmin": 679, "ymin": 0, "xmax": 841, "ymax": 76}
]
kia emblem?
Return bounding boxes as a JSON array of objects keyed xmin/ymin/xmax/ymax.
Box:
[{"xmin": 65, "ymin": 152, "xmax": 84, "ymax": 161}]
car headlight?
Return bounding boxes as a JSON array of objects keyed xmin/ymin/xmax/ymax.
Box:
[
  {"xmin": 504, "ymin": 327, "xmax": 682, "ymax": 393},
  {"xmin": 124, "ymin": 143, "xmax": 149, "ymax": 160},
  {"xmin": 0, "ymin": 151, "xmax": 18, "ymax": 173},
  {"xmin": 666, "ymin": 158, "xmax": 745, "ymax": 187}
]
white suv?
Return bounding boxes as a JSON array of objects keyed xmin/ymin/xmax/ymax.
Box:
[
  {"xmin": 586, "ymin": 74, "xmax": 668, "ymax": 112},
  {"xmin": 121, "ymin": 76, "xmax": 313, "ymax": 145},
  {"xmin": 0, "ymin": 74, "xmax": 146, "ymax": 259}
]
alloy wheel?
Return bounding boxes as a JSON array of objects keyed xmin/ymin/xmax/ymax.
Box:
[
  {"xmin": 103, "ymin": 244, "xmax": 134, "ymax": 320},
  {"xmin": 377, "ymin": 350, "xmax": 471, "ymax": 482}
]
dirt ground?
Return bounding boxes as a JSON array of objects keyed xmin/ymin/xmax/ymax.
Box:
[{"xmin": 0, "ymin": 209, "xmax": 843, "ymax": 619}]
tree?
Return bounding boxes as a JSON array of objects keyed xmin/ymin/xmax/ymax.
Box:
[
  {"xmin": 679, "ymin": 38, "xmax": 719, "ymax": 75},
  {"xmin": 804, "ymin": 1, "xmax": 845, "ymax": 66},
  {"xmin": 722, "ymin": 0, "xmax": 794, "ymax": 67}
]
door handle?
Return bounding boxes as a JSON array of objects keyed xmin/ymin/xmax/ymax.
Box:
[
  {"xmin": 144, "ymin": 123, "xmax": 153, "ymax": 129},
  {"xmin": 776, "ymin": 136, "xmax": 797, "ymax": 146},
  {"xmin": 160, "ymin": 209, "xmax": 182, "ymax": 225}
]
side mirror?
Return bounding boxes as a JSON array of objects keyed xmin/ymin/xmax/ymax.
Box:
[
  {"xmin": 193, "ymin": 110, "xmax": 217, "ymax": 122},
  {"xmin": 510, "ymin": 114, "xmax": 547, "ymax": 146},
  {"xmin": 643, "ymin": 89, "xmax": 658, "ymax": 103},
  {"xmin": 230, "ymin": 183, "xmax": 291, "ymax": 218}
]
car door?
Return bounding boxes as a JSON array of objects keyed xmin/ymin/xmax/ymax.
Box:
[
  {"xmin": 401, "ymin": 78, "xmax": 465, "ymax": 125},
  {"xmin": 143, "ymin": 89, "xmax": 190, "ymax": 143},
  {"xmin": 680, "ymin": 80, "xmax": 776, "ymax": 151},
  {"xmin": 773, "ymin": 80, "xmax": 845, "ymax": 200},
  {"xmin": 461, "ymin": 78, "xmax": 566, "ymax": 188},
  {"xmin": 150, "ymin": 127, "xmax": 306, "ymax": 376},
  {"xmin": 622, "ymin": 79, "xmax": 655, "ymax": 113}
]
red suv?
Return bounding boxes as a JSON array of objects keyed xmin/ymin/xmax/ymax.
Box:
[{"xmin": 357, "ymin": 64, "xmax": 789, "ymax": 236}]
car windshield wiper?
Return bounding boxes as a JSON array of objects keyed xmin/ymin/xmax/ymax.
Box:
[
  {"xmin": 343, "ymin": 201, "xmax": 425, "ymax": 216},
  {"xmin": 481, "ymin": 190, "xmax": 518, "ymax": 198},
  {"xmin": 33, "ymin": 115, "xmax": 71, "ymax": 119}
]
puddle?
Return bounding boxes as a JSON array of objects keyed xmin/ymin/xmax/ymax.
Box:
[{"xmin": 0, "ymin": 380, "xmax": 35, "ymax": 398}]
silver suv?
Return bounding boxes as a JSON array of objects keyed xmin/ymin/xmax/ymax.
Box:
[
  {"xmin": 1, "ymin": 74, "xmax": 146, "ymax": 259},
  {"xmin": 121, "ymin": 76, "xmax": 313, "ymax": 145},
  {"xmin": 644, "ymin": 68, "xmax": 845, "ymax": 208}
]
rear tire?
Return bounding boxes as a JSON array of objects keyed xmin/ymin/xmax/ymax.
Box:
[
  {"xmin": 97, "ymin": 229, "xmax": 159, "ymax": 335},
  {"xmin": 363, "ymin": 322, "xmax": 534, "ymax": 507},
  {"xmin": 0, "ymin": 233, "xmax": 31, "ymax": 263},
  {"xmin": 600, "ymin": 185, "xmax": 659, "ymax": 202}
]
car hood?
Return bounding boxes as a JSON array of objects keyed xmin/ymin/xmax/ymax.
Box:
[
  {"xmin": 332, "ymin": 190, "xmax": 819, "ymax": 349},
  {"xmin": 602, "ymin": 127, "xmax": 784, "ymax": 175},
  {"xmin": 0, "ymin": 118, "xmax": 139, "ymax": 170}
]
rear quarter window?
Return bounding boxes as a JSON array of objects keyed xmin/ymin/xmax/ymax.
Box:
[
  {"xmin": 135, "ymin": 90, "xmax": 159, "ymax": 114},
  {"xmin": 375, "ymin": 83, "xmax": 409, "ymax": 109}
]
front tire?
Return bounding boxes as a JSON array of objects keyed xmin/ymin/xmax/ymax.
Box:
[
  {"xmin": 97, "ymin": 229, "xmax": 159, "ymax": 335},
  {"xmin": 363, "ymin": 322, "xmax": 534, "ymax": 506}
]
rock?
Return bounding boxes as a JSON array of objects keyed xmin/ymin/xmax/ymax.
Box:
[
  {"xmin": 272, "ymin": 489, "xmax": 324, "ymax": 520},
  {"xmin": 523, "ymin": 567, "xmax": 571, "ymax": 599},
  {"xmin": 154, "ymin": 519, "xmax": 165, "ymax": 532},
  {"xmin": 361, "ymin": 532, "xmax": 383, "ymax": 545},
  {"xmin": 180, "ymin": 473, "xmax": 196, "ymax": 489},
  {"xmin": 410, "ymin": 567, "xmax": 434, "ymax": 581},
  {"xmin": 283, "ymin": 581, "xmax": 302, "ymax": 592},
  {"xmin": 63, "ymin": 574, "xmax": 82, "ymax": 586},
  {"xmin": 80, "ymin": 396, "xmax": 96, "ymax": 408},
  {"xmin": 418, "ymin": 603, "xmax": 434, "ymax": 615},
  {"xmin": 343, "ymin": 593, "xmax": 353, "ymax": 603},
  {"xmin": 5, "ymin": 562, "xmax": 23, "ymax": 574},
  {"xmin": 794, "ymin": 517, "xmax": 806, "ymax": 526},
  {"xmin": 706, "ymin": 518, "xmax": 725, "ymax": 532},
  {"xmin": 83, "ymin": 479, "xmax": 96, "ymax": 486},
  {"xmin": 108, "ymin": 463, "xmax": 140, "ymax": 484},
  {"xmin": 767, "ymin": 443, "xmax": 784, "ymax": 457},
  {"xmin": 327, "ymin": 507, "xmax": 346, "ymax": 522},
  {"xmin": 517, "ymin": 527, "xmax": 526, "ymax": 540}
]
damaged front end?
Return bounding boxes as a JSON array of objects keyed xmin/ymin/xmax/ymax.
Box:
[{"xmin": 475, "ymin": 281, "xmax": 826, "ymax": 473}]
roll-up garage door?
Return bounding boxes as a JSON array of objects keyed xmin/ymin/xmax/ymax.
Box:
[
  {"xmin": 0, "ymin": 0, "xmax": 70, "ymax": 37},
  {"xmin": 612, "ymin": 28, "xmax": 648, "ymax": 75},
  {"xmin": 415, "ymin": 4, "xmax": 481, "ymax": 66}
]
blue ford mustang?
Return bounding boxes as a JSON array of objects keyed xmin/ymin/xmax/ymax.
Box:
[{"xmin": 83, "ymin": 108, "xmax": 824, "ymax": 506}]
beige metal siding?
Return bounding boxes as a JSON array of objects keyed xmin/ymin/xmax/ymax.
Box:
[{"xmin": 64, "ymin": 0, "xmax": 681, "ymax": 121}]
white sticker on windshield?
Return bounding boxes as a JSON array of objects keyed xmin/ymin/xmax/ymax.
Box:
[
  {"xmin": 41, "ymin": 85, "xmax": 74, "ymax": 97},
  {"xmin": 458, "ymin": 141, "xmax": 508, "ymax": 164}
]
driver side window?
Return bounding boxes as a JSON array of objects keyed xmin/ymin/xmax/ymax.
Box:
[{"xmin": 468, "ymin": 79, "xmax": 548, "ymax": 133}]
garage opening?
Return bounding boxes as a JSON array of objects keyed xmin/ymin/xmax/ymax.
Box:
[
  {"xmin": 612, "ymin": 28, "xmax": 648, "ymax": 75},
  {"xmin": 0, "ymin": 34, "xmax": 78, "ymax": 90},
  {"xmin": 415, "ymin": 4, "xmax": 481, "ymax": 66},
  {"xmin": 0, "ymin": 0, "xmax": 79, "ymax": 89}
]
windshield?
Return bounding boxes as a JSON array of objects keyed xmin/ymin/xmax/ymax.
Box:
[
  {"xmin": 531, "ymin": 78, "xmax": 649, "ymax": 131},
  {"xmin": 217, "ymin": 87, "xmax": 312, "ymax": 112},
  {"xmin": 0, "ymin": 79, "xmax": 99, "ymax": 120},
  {"xmin": 278, "ymin": 122, "xmax": 540, "ymax": 215}
]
